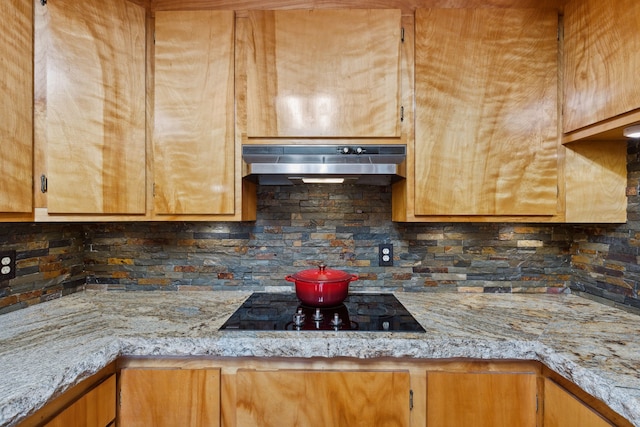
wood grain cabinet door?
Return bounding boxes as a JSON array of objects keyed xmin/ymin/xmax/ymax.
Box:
[
  {"xmin": 415, "ymin": 9, "xmax": 558, "ymax": 216},
  {"xmin": 153, "ymin": 11, "xmax": 235, "ymax": 215},
  {"xmin": 544, "ymin": 378, "xmax": 614, "ymax": 427},
  {"xmin": 246, "ymin": 9, "xmax": 402, "ymax": 138},
  {"xmin": 119, "ymin": 368, "xmax": 221, "ymax": 427},
  {"xmin": 236, "ymin": 369, "xmax": 411, "ymax": 427},
  {"xmin": 426, "ymin": 371, "xmax": 537, "ymax": 427},
  {"xmin": 42, "ymin": 0, "xmax": 146, "ymax": 214},
  {"xmin": 0, "ymin": 0, "xmax": 32, "ymax": 215},
  {"xmin": 45, "ymin": 374, "xmax": 116, "ymax": 427},
  {"xmin": 563, "ymin": 0, "xmax": 640, "ymax": 133}
]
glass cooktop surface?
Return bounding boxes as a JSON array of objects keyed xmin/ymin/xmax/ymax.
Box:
[{"xmin": 219, "ymin": 293, "xmax": 426, "ymax": 332}]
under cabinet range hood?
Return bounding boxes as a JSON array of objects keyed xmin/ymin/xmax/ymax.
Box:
[{"xmin": 242, "ymin": 145, "xmax": 406, "ymax": 185}]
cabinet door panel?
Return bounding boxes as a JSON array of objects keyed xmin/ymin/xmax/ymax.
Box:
[
  {"xmin": 247, "ymin": 9, "xmax": 401, "ymax": 138},
  {"xmin": 544, "ymin": 378, "xmax": 613, "ymax": 427},
  {"xmin": 563, "ymin": 0, "xmax": 640, "ymax": 133},
  {"xmin": 153, "ymin": 11, "xmax": 235, "ymax": 215},
  {"xmin": 0, "ymin": 0, "xmax": 32, "ymax": 213},
  {"xmin": 415, "ymin": 9, "xmax": 558, "ymax": 216},
  {"xmin": 45, "ymin": 374, "xmax": 116, "ymax": 427},
  {"xmin": 426, "ymin": 372, "xmax": 537, "ymax": 427},
  {"xmin": 45, "ymin": 0, "xmax": 146, "ymax": 214},
  {"xmin": 119, "ymin": 368, "xmax": 221, "ymax": 427},
  {"xmin": 236, "ymin": 370, "xmax": 410, "ymax": 427}
]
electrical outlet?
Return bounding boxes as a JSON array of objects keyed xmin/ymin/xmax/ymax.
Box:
[
  {"xmin": 0, "ymin": 250, "xmax": 16, "ymax": 281},
  {"xmin": 378, "ymin": 243, "xmax": 393, "ymax": 267}
]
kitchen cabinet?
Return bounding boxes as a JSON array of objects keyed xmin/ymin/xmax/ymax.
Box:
[
  {"xmin": 36, "ymin": 0, "xmax": 146, "ymax": 216},
  {"xmin": 563, "ymin": 0, "xmax": 640, "ymax": 140},
  {"xmin": 152, "ymin": 10, "xmax": 236, "ymax": 216},
  {"xmin": 544, "ymin": 377, "xmax": 613, "ymax": 427},
  {"xmin": 413, "ymin": 8, "xmax": 558, "ymax": 217},
  {"xmin": 235, "ymin": 369, "xmax": 410, "ymax": 427},
  {"xmin": 44, "ymin": 374, "xmax": 116, "ymax": 427},
  {"xmin": 564, "ymin": 142, "xmax": 627, "ymax": 223},
  {"xmin": 119, "ymin": 368, "xmax": 221, "ymax": 427},
  {"xmin": 426, "ymin": 371, "xmax": 538, "ymax": 427},
  {"xmin": 245, "ymin": 9, "xmax": 402, "ymax": 139},
  {"xmin": 0, "ymin": 0, "xmax": 33, "ymax": 219}
]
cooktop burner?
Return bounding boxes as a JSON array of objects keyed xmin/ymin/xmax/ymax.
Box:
[{"xmin": 219, "ymin": 293, "xmax": 426, "ymax": 332}]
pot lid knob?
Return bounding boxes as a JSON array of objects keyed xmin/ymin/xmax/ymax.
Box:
[{"xmin": 318, "ymin": 263, "xmax": 327, "ymax": 272}]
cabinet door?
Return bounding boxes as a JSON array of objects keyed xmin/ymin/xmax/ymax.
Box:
[
  {"xmin": 119, "ymin": 368, "xmax": 221, "ymax": 427},
  {"xmin": 246, "ymin": 9, "xmax": 401, "ymax": 138},
  {"xmin": 415, "ymin": 9, "xmax": 558, "ymax": 216},
  {"xmin": 44, "ymin": 0, "xmax": 146, "ymax": 214},
  {"xmin": 45, "ymin": 374, "xmax": 116, "ymax": 427},
  {"xmin": 0, "ymin": 0, "xmax": 32, "ymax": 214},
  {"xmin": 426, "ymin": 372, "xmax": 537, "ymax": 427},
  {"xmin": 153, "ymin": 11, "xmax": 235, "ymax": 215},
  {"xmin": 563, "ymin": 0, "xmax": 640, "ymax": 133},
  {"xmin": 236, "ymin": 369, "xmax": 410, "ymax": 427},
  {"xmin": 544, "ymin": 378, "xmax": 613, "ymax": 427}
]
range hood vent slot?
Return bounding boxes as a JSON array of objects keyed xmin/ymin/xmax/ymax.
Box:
[{"xmin": 242, "ymin": 144, "xmax": 406, "ymax": 186}]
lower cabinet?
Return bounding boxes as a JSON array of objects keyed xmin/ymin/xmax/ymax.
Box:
[
  {"xmin": 544, "ymin": 377, "xmax": 614, "ymax": 427},
  {"xmin": 44, "ymin": 374, "xmax": 116, "ymax": 427},
  {"xmin": 426, "ymin": 371, "xmax": 538, "ymax": 427},
  {"xmin": 24, "ymin": 358, "xmax": 632, "ymax": 427},
  {"xmin": 235, "ymin": 369, "xmax": 411, "ymax": 427},
  {"xmin": 119, "ymin": 368, "xmax": 221, "ymax": 427}
]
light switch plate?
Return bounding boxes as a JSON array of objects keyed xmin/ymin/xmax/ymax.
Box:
[{"xmin": 0, "ymin": 250, "xmax": 16, "ymax": 281}]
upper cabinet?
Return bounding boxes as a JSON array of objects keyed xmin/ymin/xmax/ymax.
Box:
[
  {"xmin": 152, "ymin": 10, "xmax": 235, "ymax": 216},
  {"xmin": 245, "ymin": 9, "xmax": 402, "ymax": 139},
  {"xmin": 414, "ymin": 8, "xmax": 559, "ymax": 216},
  {"xmin": 37, "ymin": 0, "xmax": 146, "ymax": 215},
  {"xmin": 563, "ymin": 0, "xmax": 640, "ymax": 140},
  {"xmin": 0, "ymin": 0, "xmax": 33, "ymax": 218}
]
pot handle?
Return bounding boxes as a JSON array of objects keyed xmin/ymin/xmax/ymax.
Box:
[
  {"xmin": 285, "ymin": 275, "xmax": 296, "ymax": 282},
  {"xmin": 350, "ymin": 275, "xmax": 359, "ymax": 282}
]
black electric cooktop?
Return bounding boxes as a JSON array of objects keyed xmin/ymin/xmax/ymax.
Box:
[{"xmin": 219, "ymin": 293, "xmax": 426, "ymax": 332}]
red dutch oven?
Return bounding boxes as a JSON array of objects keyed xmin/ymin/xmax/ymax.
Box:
[{"xmin": 285, "ymin": 263, "xmax": 358, "ymax": 307}]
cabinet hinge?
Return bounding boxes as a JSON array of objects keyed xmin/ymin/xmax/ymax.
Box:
[
  {"xmin": 409, "ymin": 389, "xmax": 414, "ymax": 410},
  {"xmin": 40, "ymin": 175, "xmax": 48, "ymax": 193},
  {"xmin": 400, "ymin": 106, "xmax": 404, "ymax": 122},
  {"xmin": 401, "ymin": 27, "xmax": 405, "ymax": 43}
]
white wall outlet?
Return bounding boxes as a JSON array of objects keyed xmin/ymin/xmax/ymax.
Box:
[
  {"xmin": 378, "ymin": 243, "xmax": 393, "ymax": 267},
  {"xmin": 0, "ymin": 250, "xmax": 16, "ymax": 281}
]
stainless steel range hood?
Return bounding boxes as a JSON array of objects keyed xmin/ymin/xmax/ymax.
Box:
[{"xmin": 242, "ymin": 144, "xmax": 406, "ymax": 186}]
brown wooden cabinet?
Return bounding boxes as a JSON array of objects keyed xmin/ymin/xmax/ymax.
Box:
[
  {"xmin": 544, "ymin": 377, "xmax": 613, "ymax": 427},
  {"xmin": 0, "ymin": 0, "xmax": 33, "ymax": 219},
  {"xmin": 563, "ymin": 0, "xmax": 640, "ymax": 139},
  {"xmin": 44, "ymin": 374, "xmax": 116, "ymax": 427},
  {"xmin": 414, "ymin": 8, "xmax": 559, "ymax": 217},
  {"xmin": 235, "ymin": 369, "xmax": 410, "ymax": 427},
  {"xmin": 119, "ymin": 368, "xmax": 221, "ymax": 427},
  {"xmin": 245, "ymin": 9, "xmax": 402, "ymax": 139},
  {"xmin": 426, "ymin": 371, "xmax": 538, "ymax": 427},
  {"xmin": 36, "ymin": 0, "xmax": 146, "ymax": 216},
  {"xmin": 152, "ymin": 10, "xmax": 236, "ymax": 216}
]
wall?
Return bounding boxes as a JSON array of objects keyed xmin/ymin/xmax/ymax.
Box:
[
  {"xmin": 570, "ymin": 140, "xmax": 640, "ymax": 312},
  {"xmin": 83, "ymin": 184, "xmax": 573, "ymax": 296},
  {"xmin": 2, "ymin": 142, "xmax": 640, "ymax": 314},
  {"xmin": 0, "ymin": 223, "xmax": 85, "ymax": 314}
]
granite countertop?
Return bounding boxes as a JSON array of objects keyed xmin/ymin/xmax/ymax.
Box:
[{"xmin": 1, "ymin": 290, "xmax": 639, "ymax": 426}]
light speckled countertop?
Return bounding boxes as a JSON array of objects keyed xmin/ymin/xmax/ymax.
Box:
[{"xmin": 1, "ymin": 291, "xmax": 639, "ymax": 426}]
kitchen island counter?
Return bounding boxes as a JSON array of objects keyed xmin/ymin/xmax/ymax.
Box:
[{"xmin": 1, "ymin": 290, "xmax": 639, "ymax": 426}]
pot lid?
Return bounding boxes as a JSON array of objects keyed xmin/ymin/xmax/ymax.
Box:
[{"xmin": 289, "ymin": 263, "xmax": 355, "ymax": 283}]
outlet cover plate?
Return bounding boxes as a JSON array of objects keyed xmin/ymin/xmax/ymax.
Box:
[
  {"xmin": 378, "ymin": 243, "xmax": 393, "ymax": 267},
  {"xmin": 0, "ymin": 250, "xmax": 16, "ymax": 281}
]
